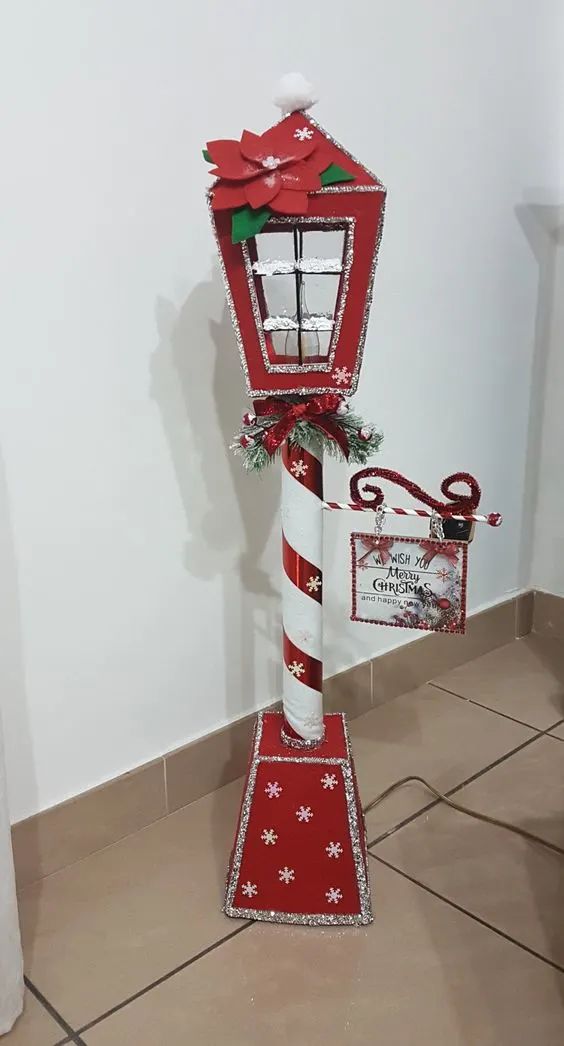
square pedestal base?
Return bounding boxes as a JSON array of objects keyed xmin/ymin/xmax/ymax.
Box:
[{"xmin": 224, "ymin": 711, "xmax": 372, "ymax": 926}]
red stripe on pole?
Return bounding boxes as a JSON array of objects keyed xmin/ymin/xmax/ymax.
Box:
[
  {"xmin": 283, "ymin": 631, "xmax": 322, "ymax": 692},
  {"xmin": 282, "ymin": 537, "xmax": 322, "ymax": 603},
  {"xmin": 282, "ymin": 443, "xmax": 323, "ymax": 497}
]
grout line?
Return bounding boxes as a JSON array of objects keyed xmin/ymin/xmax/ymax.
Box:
[
  {"xmin": 163, "ymin": 755, "xmax": 169, "ymax": 813},
  {"xmin": 368, "ymin": 851, "xmax": 564, "ymax": 976},
  {"xmin": 428, "ymin": 681, "xmax": 546, "ymax": 731},
  {"xmin": 24, "ymin": 975, "xmax": 86, "ymax": 1045},
  {"xmin": 75, "ymin": 921, "xmax": 254, "ymax": 1036},
  {"xmin": 367, "ymin": 729, "xmax": 544, "ymax": 849}
]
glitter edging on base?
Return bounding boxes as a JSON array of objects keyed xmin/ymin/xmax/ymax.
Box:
[{"xmin": 223, "ymin": 711, "xmax": 373, "ymax": 927}]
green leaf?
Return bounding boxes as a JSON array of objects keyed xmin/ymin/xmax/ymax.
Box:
[
  {"xmin": 202, "ymin": 148, "xmax": 213, "ymax": 163},
  {"xmin": 320, "ymin": 163, "xmax": 356, "ymax": 187},
  {"xmin": 231, "ymin": 205, "xmax": 271, "ymax": 244}
]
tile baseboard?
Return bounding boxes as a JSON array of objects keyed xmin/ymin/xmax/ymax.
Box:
[
  {"xmin": 11, "ymin": 591, "xmax": 533, "ymax": 890},
  {"xmin": 532, "ymin": 590, "xmax": 564, "ymax": 640}
]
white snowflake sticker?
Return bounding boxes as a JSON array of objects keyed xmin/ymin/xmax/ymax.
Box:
[
  {"xmin": 294, "ymin": 126, "xmax": 314, "ymax": 141},
  {"xmin": 326, "ymin": 842, "xmax": 343, "ymax": 859},
  {"xmin": 261, "ymin": 828, "xmax": 278, "ymax": 846},
  {"xmin": 333, "ymin": 366, "xmax": 352, "ymax": 386},
  {"xmin": 303, "ymin": 711, "xmax": 323, "ymax": 730},
  {"xmin": 296, "ymin": 805, "xmax": 314, "ymax": 823},
  {"xmin": 288, "ymin": 660, "xmax": 305, "ymax": 678},
  {"xmin": 321, "ymin": 773, "xmax": 338, "ymax": 790},
  {"xmin": 241, "ymin": 881, "xmax": 258, "ymax": 898},
  {"xmin": 290, "ymin": 459, "xmax": 308, "ymax": 478},
  {"xmin": 326, "ymin": 887, "xmax": 343, "ymax": 904},
  {"xmin": 265, "ymin": 781, "xmax": 282, "ymax": 799},
  {"xmin": 278, "ymin": 866, "xmax": 295, "ymax": 884},
  {"xmin": 306, "ymin": 575, "xmax": 322, "ymax": 593}
]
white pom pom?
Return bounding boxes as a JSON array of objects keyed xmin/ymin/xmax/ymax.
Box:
[{"xmin": 273, "ymin": 73, "xmax": 318, "ymax": 115}]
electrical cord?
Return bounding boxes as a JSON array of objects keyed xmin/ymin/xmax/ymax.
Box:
[{"xmin": 363, "ymin": 775, "xmax": 564, "ymax": 857}]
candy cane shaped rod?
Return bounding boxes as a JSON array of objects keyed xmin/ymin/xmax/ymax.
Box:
[
  {"xmin": 281, "ymin": 442, "xmax": 324, "ymax": 744},
  {"xmin": 322, "ymin": 502, "xmax": 502, "ymax": 526}
]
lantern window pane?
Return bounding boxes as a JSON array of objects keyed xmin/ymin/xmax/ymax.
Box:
[{"xmin": 252, "ymin": 226, "xmax": 346, "ymax": 364}]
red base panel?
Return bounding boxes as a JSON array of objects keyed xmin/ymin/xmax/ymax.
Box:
[{"xmin": 224, "ymin": 711, "xmax": 372, "ymax": 926}]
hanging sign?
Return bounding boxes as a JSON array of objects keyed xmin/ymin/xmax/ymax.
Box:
[{"xmin": 350, "ymin": 532, "xmax": 468, "ymax": 634}]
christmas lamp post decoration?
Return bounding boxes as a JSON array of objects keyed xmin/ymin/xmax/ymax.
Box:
[{"xmin": 206, "ymin": 76, "xmax": 500, "ymax": 927}]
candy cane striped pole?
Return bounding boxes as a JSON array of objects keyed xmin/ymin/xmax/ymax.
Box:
[
  {"xmin": 281, "ymin": 442, "xmax": 324, "ymax": 744},
  {"xmin": 322, "ymin": 502, "xmax": 502, "ymax": 526}
]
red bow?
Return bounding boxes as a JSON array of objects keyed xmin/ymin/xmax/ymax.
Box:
[
  {"xmin": 419, "ymin": 540, "xmax": 459, "ymax": 568},
  {"xmin": 254, "ymin": 395, "xmax": 349, "ymax": 457},
  {"xmin": 358, "ymin": 536, "xmax": 395, "ymax": 566}
]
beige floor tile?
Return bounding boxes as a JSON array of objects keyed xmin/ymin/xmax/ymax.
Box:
[
  {"xmin": 349, "ymin": 684, "xmax": 533, "ymax": 843},
  {"xmin": 376, "ymin": 734, "xmax": 564, "ymax": 968},
  {"xmin": 431, "ymin": 636, "xmax": 564, "ymax": 729},
  {"xmin": 549, "ymin": 724, "xmax": 564, "ymax": 741},
  {"xmin": 17, "ymin": 778, "xmax": 245, "ymax": 1029},
  {"xmin": 82, "ymin": 860, "xmax": 564, "ymax": 1046},
  {"xmin": 2, "ymin": 990, "xmax": 65, "ymax": 1045}
]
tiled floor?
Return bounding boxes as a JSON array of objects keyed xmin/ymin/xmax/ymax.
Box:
[{"xmin": 6, "ymin": 634, "xmax": 564, "ymax": 1044}]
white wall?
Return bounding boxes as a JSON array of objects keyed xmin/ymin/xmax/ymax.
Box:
[{"xmin": 0, "ymin": 1, "xmax": 561, "ymax": 821}]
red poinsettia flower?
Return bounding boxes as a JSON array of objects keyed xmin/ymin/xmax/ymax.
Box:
[{"xmin": 207, "ymin": 122, "xmax": 331, "ymax": 215}]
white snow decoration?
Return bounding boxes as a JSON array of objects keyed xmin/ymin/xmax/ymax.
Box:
[
  {"xmin": 265, "ymin": 781, "xmax": 283, "ymax": 799},
  {"xmin": 273, "ymin": 73, "xmax": 318, "ymax": 115},
  {"xmin": 278, "ymin": 866, "xmax": 296, "ymax": 884},
  {"xmin": 326, "ymin": 886, "xmax": 343, "ymax": 904},
  {"xmin": 321, "ymin": 772, "xmax": 338, "ymax": 790}
]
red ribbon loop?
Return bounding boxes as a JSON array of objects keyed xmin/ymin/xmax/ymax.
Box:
[
  {"xmin": 254, "ymin": 395, "xmax": 348, "ymax": 457},
  {"xmin": 419, "ymin": 540, "xmax": 459, "ymax": 568},
  {"xmin": 358, "ymin": 535, "xmax": 395, "ymax": 566}
]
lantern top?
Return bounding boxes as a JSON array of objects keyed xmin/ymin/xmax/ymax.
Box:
[{"xmin": 206, "ymin": 108, "xmax": 385, "ymax": 244}]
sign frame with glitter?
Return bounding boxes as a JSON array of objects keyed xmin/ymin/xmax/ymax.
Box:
[{"xmin": 350, "ymin": 532, "xmax": 468, "ymax": 634}]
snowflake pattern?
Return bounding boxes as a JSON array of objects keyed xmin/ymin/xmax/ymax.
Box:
[
  {"xmin": 306, "ymin": 575, "xmax": 322, "ymax": 593},
  {"xmin": 294, "ymin": 126, "xmax": 314, "ymax": 141},
  {"xmin": 278, "ymin": 866, "xmax": 295, "ymax": 884},
  {"xmin": 296, "ymin": 805, "xmax": 314, "ymax": 823},
  {"xmin": 321, "ymin": 773, "xmax": 338, "ymax": 790},
  {"xmin": 326, "ymin": 887, "xmax": 343, "ymax": 904},
  {"xmin": 288, "ymin": 660, "xmax": 305, "ymax": 678},
  {"xmin": 303, "ymin": 711, "xmax": 323, "ymax": 730},
  {"xmin": 296, "ymin": 629, "xmax": 314, "ymax": 646},
  {"xmin": 333, "ymin": 366, "xmax": 352, "ymax": 386},
  {"xmin": 261, "ymin": 828, "xmax": 278, "ymax": 846},
  {"xmin": 265, "ymin": 781, "xmax": 282, "ymax": 799},
  {"xmin": 290, "ymin": 458, "xmax": 308, "ymax": 478},
  {"xmin": 326, "ymin": 841, "xmax": 343, "ymax": 859},
  {"xmin": 241, "ymin": 881, "xmax": 258, "ymax": 898},
  {"xmin": 435, "ymin": 567, "xmax": 450, "ymax": 583}
]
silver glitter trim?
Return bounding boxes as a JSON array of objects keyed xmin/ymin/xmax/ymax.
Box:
[
  {"xmin": 223, "ymin": 711, "xmax": 373, "ymax": 927},
  {"xmin": 348, "ymin": 193, "xmax": 387, "ymax": 397},
  {"xmin": 252, "ymin": 258, "xmax": 342, "ymax": 276},
  {"xmin": 279, "ymin": 725, "xmax": 326, "ymax": 750},
  {"xmin": 263, "ymin": 314, "xmax": 333, "ymax": 333},
  {"xmin": 241, "ymin": 216, "xmax": 355, "ymax": 377}
]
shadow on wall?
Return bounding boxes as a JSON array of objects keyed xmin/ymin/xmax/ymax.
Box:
[{"xmin": 150, "ymin": 264, "xmax": 280, "ymax": 738}]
